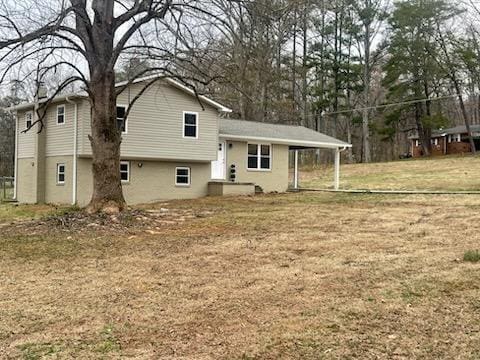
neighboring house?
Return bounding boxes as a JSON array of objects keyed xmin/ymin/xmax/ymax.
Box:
[
  {"xmin": 9, "ymin": 76, "xmax": 351, "ymax": 206},
  {"xmin": 410, "ymin": 125, "xmax": 480, "ymax": 157}
]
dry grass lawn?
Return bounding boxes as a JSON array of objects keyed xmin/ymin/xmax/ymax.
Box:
[
  {"xmin": 1, "ymin": 189, "xmax": 480, "ymax": 359},
  {"xmin": 301, "ymin": 154, "xmax": 480, "ymax": 191}
]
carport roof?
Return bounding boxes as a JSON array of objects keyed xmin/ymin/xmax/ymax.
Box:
[{"xmin": 219, "ymin": 119, "xmax": 351, "ymax": 149}]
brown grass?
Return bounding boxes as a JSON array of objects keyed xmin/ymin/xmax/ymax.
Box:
[
  {"xmin": 301, "ymin": 154, "xmax": 480, "ymax": 191},
  {"xmin": 1, "ymin": 191, "xmax": 480, "ymax": 359}
]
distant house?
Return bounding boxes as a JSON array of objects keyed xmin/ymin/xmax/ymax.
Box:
[
  {"xmin": 8, "ymin": 76, "xmax": 350, "ymax": 206},
  {"xmin": 410, "ymin": 125, "xmax": 480, "ymax": 157}
]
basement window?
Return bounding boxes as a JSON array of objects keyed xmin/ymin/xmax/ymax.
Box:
[
  {"xmin": 247, "ymin": 144, "xmax": 271, "ymax": 171},
  {"xmin": 120, "ymin": 161, "xmax": 130, "ymax": 183},
  {"xmin": 117, "ymin": 105, "xmax": 127, "ymax": 134},
  {"xmin": 175, "ymin": 167, "xmax": 191, "ymax": 186},
  {"xmin": 57, "ymin": 105, "xmax": 65, "ymax": 125},
  {"xmin": 57, "ymin": 163, "xmax": 65, "ymax": 185},
  {"xmin": 183, "ymin": 112, "xmax": 198, "ymax": 138}
]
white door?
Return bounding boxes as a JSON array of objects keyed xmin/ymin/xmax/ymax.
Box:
[{"xmin": 211, "ymin": 142, "xmax": 226, "ymax": 180}]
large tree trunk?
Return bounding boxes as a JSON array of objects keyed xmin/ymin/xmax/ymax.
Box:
[
  {"xmin": 87, "ymin": 70, "xmax": 126, "ymax": 214},
  {"xmin": 85, "ymin": 0, "xmax": 126, "ymax": 213}
]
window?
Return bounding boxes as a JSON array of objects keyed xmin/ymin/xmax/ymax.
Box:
[
  {"xmin": 449, "ymin": 134, "xmax": 461, "ymax": 143},
  {"xmin": 183, "ymin": 112, "xmax": 198, "ymax": 138},
  {"xmin": 415, "ymin": 140, "xmax": 419, "ymax": 147},
  {"xmin": 175, "ymin": 167, "xmax": 191, "ymax": 186},
  {"xmin": 431, "ymin": 138, "xmax": 439, "ymax": 146},
  {"xmin": 247, "ymin": 144, "xmax": 271, "ymax": 171},
  {"xmin": 117, "ymin": 106, "xmax": 127, "ymax": 134},
  {"xmin": 57, "ymin": 163, "xmax": 65, "ymax": 185},
  {"xmin": 25, "ymin": 111, "xmax": 33, "ymax": 129},
  {"xmin": 120, "ymin": 161, "xmax": 130, "ymax": 182},
  {"xmin": 57, "ymin": 105, "xmax": 65, "ymax": 124}
]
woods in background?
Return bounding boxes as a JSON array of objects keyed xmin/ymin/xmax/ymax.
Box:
[{"xmin": 199, "ymin": 0, "xmax": 480, "ymax": 163}]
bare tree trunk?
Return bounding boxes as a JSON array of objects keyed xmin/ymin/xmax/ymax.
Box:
[
  {"xmin": 85, "ymin": 0, "xmax": 126, "ymax": 213},
  {"xmin": 362, "ymin": 3, "xmax": 372, "ymax": 163}
]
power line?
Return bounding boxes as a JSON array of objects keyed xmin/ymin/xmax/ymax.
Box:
[{"xmin": 322, "ymin": 93, "xmax": 464, "ymax": 117}]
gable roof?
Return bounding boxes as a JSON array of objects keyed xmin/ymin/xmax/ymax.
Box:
[
  {"xmin": 219, "ymin": 119, "xmax": 351, "ymax": 149},
  {"xmin": 8, "ymin": 75, "xmax": 232, "ymax": 113}
]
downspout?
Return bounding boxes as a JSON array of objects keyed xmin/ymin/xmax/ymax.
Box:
[
  {"xmin": 66, "ymin": 97, "xmax": 78, "ymax": 205},
  {"xmin": 13, "ymin": 111, "xmax": 18, "ymax": 200}
]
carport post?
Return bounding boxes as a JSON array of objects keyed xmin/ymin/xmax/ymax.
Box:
[
  {"xmin": 294, "ymin": 149, "xmax": 299, "ymax": 189},
  {"xmin": 334, "ymin": 147, "xmax": 340, "ymax": 190}
]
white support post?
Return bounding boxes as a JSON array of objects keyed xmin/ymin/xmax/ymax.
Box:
[
  {"xmin": 334, "ymin": 148, "xmax": 340, "ymax": 191},
  {"xmin": 294, "ymin": 149, "xmax": 299, "ymax": 189}
]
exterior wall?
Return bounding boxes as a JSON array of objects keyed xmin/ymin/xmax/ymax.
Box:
[
  {"xmin": 44, "ymin": 156, "xmax": 74, "ymax": 205},
  {"xmin": 16, "ymin": 158, "xmax": 35, "ymax": 203},
  {"xmin": 16, "ymin": 110, "xmax": 35, "ymax": 159},
  {"xmin": 76, "ymin": 158, "xmax": 211, "ymax": 206},
  {"xmin": 45, "ymin": 102, "xmax": 76, "ymax": 156},
  {"xmin": 447, "ymin": 141, "xmax": 471, "ymax": 154},
  {"xmin": 225, "ymin": 141, "xmax": 289, "ymax": 193},
  {"xmin": 208, "ymin": 182, "xmax": 255, "ymax": 196},
  {"xmin": 78, "ymin": 82, "xmax": 219, "ymax": 162}
]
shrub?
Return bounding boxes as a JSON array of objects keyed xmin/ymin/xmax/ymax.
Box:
[{"xmin": 463, "ymin": 250, "xmax": 480, "ymax": 263}]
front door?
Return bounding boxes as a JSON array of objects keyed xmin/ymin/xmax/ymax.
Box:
[{"xmin": 211, "ymin": 142, "xmax": 226, "ymax": 180}]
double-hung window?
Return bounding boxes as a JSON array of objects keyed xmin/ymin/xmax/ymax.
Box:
[
  {"xmin": 57, "ymin": 105, "xmax": 65, "ymax": 125},
  {"xmin": 175, "ymin": 167, "xmax": 191, "ymax": 186},
  {"xmin": 25, "ymin": 111, "xmax": 33, "ymax": 129},
  {"xmin": 120, "ymin": 161, "xmax": 130, "ymax": 183},
  {"xmin": 57, "ymin": 163, "xmax": 66, "ymax": 185},
  {"xmin": 183, "ymin": 112, "xmax": 198, "ymax": 138},
  {"xmin": 247, "ymin": 144, "xmax": 271, "ymax": 171},
  {"xmin": 117, "ymin": 106, "xmax": 127, "ymax": 134}
]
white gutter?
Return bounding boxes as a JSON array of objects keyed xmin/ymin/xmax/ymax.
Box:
[
  {"xmin": 66, "ymin": 97, "xmax": 78, "ymax": 205},
  {"xmin": 13, "ymin": 111, "xmax": 18, "ymax": 200},
  {"xmin": 220, "ymin": 134, "xmax": 352, "ymax": 149}
]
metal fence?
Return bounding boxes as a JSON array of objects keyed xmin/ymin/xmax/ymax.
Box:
[{"xmin": 0, "ymin": 177, "xmax": 14, "ymax": 201}]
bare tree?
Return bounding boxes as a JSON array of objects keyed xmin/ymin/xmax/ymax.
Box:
[{"xmin": 0, "ymin": 0, "xmax": 226, "ymax": 213}]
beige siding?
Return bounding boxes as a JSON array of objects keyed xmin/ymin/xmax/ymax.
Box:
[
  {"xmin": 76, "ymin": 159, "xmax": 211, "ymax": 206},
  {"xmin": 44, "ymin": 156, "xmax": 74, "ymax": 204},
  {"xmin": 45, "ymin": 103, "xmax": 76, "ymax": 156},
  {"xmin": 78, "ymin": 82, "xmax": 219, "ymax": 161},
  {"xmin": 16, "ymin": 110, "xmax": 35, "ymax": 159},
  {"xmin": 16, "ymin": 158, "xmax": 35, "ymax": 203},
  {"xmin": 225, "ymin": 141, "xmax": 290, "ymax": 193}
]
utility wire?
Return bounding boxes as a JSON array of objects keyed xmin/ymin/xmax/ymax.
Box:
[{"xmin": 322, "ymin": 93, "xmax": 464, "ymax": 117}]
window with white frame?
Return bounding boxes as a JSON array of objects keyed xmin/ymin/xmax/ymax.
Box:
[
  {"xmin": 120, "ymin": 161, "xmax": 130, "ymax": 182},
  {"xmin": 449, "ymin": 134, "xmax": 461, "ymax": 143},
  {"xmin": 183, "ymin": 112, "xmax": 198, "ymax": 138},
  {"xmin": 25, "ymin": 111, "xmax": 33, "ymax": 129},
  {"xmin": 117, "ymin": 106, "xmax": 127, "ymax": 134},
  {"xmin": 57, "ymin": 105, "xmax": 65, "ymax": 124},
  {"xmin": 247, "ymin": 144, "xmax": 271, "ymax": 170},
  {"xmin": 57, "ymin": 163, "xmax": 65, "ymax": 184},
  {"xmin": 415, "ymin": 140, "xmax": 419, "ymax": 147},
  {"xmin": 175, "ymin": 167, "xmax": 191, "ymax": 186},
  {"xmin": 431, "ymin": 138, "xmax": 439, "ymax": 146}
]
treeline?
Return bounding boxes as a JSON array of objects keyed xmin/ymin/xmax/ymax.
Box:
[{"xmin": 197, "ymin": 0, "xmax": 480, "ymax": 162}]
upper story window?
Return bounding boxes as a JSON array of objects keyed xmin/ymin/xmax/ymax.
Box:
[
  {"xmin": 247, "ymin": 144, "xmax": 271, "ymax": 171},
  {"xmin": 57, "ymin": 163, "xmax": 65, "ymax": 185},
  {"xmin": 117, "ymin": 106, "xmax": 127, "ymax": 134},
  {"xmin": 25, "ymin": 111, "xmax": 33, "ymax": 129},
  {"xmin": 183, "ymin": 112, "xmax": 198, "ymax": 138},
  {"xmin": 120, "ymin": 161, "xmax": 130, "ymax": 183},
  {"xmin": 57, "ymin": 105, "xmax": 65, "ymax": 125}
]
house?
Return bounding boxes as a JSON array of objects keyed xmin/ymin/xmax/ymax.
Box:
[
  {"xmin": 410, "ymin": 125, "xmax": 480, "ymax": 157},
  {"xmin": 10, "ymin": 76, "xmax": 351, "ymax": 206}
]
